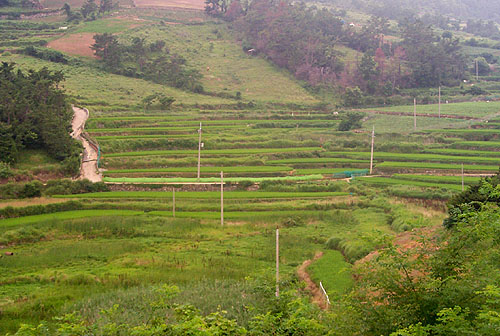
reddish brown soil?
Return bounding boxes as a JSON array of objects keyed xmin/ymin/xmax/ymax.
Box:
[
  {"xmin": 133, "ymin": 0, "xmax": 205, "ymax": 9},
  {"xmin": 297, "ymin": 251, "xmax": 329, "ymax": 310},
  {"xmin": 47, "ymin": 33, "xmax": 96, "ymax": 57}
]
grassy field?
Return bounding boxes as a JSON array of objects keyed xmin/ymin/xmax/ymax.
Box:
[
  {"xmin": 355, "ymin": 176, "xmax": 464, "ymax": 191},
  {"xmin": 0, "ymin": 193, "xmax": 420, "ymax": 333},
  {"xmin": 360, "ymin": 101, "xmax": 500, "ymax": 118},
  {"xmin": 376, "ymin": 161, "xmax": 499, "ymax": 171},
  {"xmin": 307, "ymin": 250, "xmax": 353, "ymax": 298}
]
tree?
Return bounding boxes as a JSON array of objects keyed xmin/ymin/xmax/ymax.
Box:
[
  {"xmin": 0, "ymin": 63, "xmax": 76, "ymax": 164},
  {"xmin": 62, "ymin": 2, "xmax": 71, "ymax": 17},
  {"xmin": 476, "ymin": 57, "xmax": 492, "ymax": 75},
  {"xmin": 91, "ymin": 33, "xmax": 122, "ymax": 68},
  {"xmin": 99, "ymin": 0, "xmax": 113, "ymax": 13},
  {"xmin": 225, "ymin": 0, "xmax": 243, "ymax": 21},
  {"xmin": 337, "ymin": 111, "xmax": 365, "ymax": 131},
  {"xmin": 81, "ymin": 0, "xmax": 97, "ymax": 18},
  {"xmin": 399, "ymin": 20, "xmax": 466, "ymax": 87},
  {"xmin": 342, "ymin": 87, "xmax": 363, "ymax": 107},
  {"xmin": 0, "ymin": 122, "xmax": 17, "ymax": 164}
]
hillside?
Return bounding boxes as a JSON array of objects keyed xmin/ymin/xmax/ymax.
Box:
[
  {"xmin": 314, "ymin": 0, "xmax": 500, "ymax": 23},
  {"xmin": 1, "ymin": 0, "xmax": 500, "ymax": 335}
]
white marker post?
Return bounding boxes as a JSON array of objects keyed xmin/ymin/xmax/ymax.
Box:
[
  {"xmin": 476, "ymin": 59, "xmax": 479, "ymax": 81},
  {"xmin": 370, "ymin": 126, "xmax": 375, "ymax": 174},
  {"xmin": 220, "ymin": 171, "xmax": 224, "ymax": 227},
  {"xmin": 172, "ymin": 188, "xmax": 175, "ymax": 218},
  {"xmin": 276, "ymin": 228, "xmax": 279, "ymax": 298},
  {"xmin": 197, "ymin": 122, "xmax": 202, "ymax": 181}
]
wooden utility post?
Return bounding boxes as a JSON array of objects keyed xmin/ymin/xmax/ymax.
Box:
[
  {"xmin": 197, "ymin": 122, "xmax": 202, "ymax": 181},
  {"xmin": 220, "ymin": 171, "xmax": 224, "ymax": 226},
  {"xmin": 172, "ymin": 188, "xmax": 175, "ymax": 218},
  {"xmin": 476, "ymin": 59, "xmax": 479, "ymax": 81},
  {"xmin": 413, "ymin": 98, "xmax": 417, "ymax": 131},
  {"xmin": 438, "ymin": 86, "xmax": 441, "ymax": 119},
  {"xmin": 276, "ymin": 228, "xmax": 279, "ymax": 298},
  {"xmin": 370, "ymin": 126, "xmax": 375, "ymax": 174},
  {"xmin": 461, "ymin": 163, "xmax": 464, "ymax": 192}
]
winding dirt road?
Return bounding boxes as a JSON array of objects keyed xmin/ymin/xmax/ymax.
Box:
[
  {"xmin": 297, "ymin": 251, "xmax": 329, "ymax": 310},
  {"xmin": 71, "ymin": 106, "xmax": 102, "ymax": 182}
]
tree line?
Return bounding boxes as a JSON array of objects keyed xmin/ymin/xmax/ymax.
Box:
[
  {"xmin": 0, "ymin": 63, "xmax": 80, "ymax": 174},
  {"xmin": 62, "ymin": 0, "xmax": 116, "ymax": 22},
  {"xmin": 91, "ymin": 33, "xmax": 204, "ymax": 93}
]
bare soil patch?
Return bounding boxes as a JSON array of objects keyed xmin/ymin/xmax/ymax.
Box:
[
  {"xmin": 47, "ymin": 33, "xmax": 96, "ymax": 57},
  {"xmin": 0, "ymin": 198, "xmax": 69, "ymax": 209},
  {"xmin": 133, "ymin": 0, "xmax": 205, "ymax": 10}
]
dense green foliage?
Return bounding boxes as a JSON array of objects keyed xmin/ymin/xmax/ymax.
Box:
[
  {"xmin": 0, "ymin": 63, "xmax": 79, "ymax": 172},
  {"xmin": 0, "ymin": 179, "xmax": 109, "ymax": 200},
  {"xmin": 214, "ymin": 0, "xmax": 468, "ymax": 99},
  {"xmin": 443, "ymin": 169, "xmax": 500, "ymax": 228},
  {"xmin": 91, "ymin": 33, "xmax": 204, "ymax": 92}
]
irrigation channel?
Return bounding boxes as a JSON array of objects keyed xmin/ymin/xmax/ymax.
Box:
[{"xmin": 71, "ymin": 106, "xmax": 102, "ymax": 182}]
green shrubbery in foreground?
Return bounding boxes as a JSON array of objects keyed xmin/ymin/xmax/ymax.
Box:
[{"xmin": 0, "ymin": 179, "xmax": 109, "ymax": 200}]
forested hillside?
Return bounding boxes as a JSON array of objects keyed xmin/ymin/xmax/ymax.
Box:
[{"xmin": 314, "ymin": 0, "xmax": 500, "ymax": 23}]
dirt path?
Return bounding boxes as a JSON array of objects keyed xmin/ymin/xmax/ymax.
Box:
[
  {"xmin": 297, "ymin": 251, "xmax": 328, "ymax": 310},
  {"xmin": 71, "ymin": 106, "xmax": 102, "ymax": 182}
]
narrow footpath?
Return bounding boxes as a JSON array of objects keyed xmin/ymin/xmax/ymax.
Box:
[
  {"xmin": 71, "ymin": 106, "xmax": 102, "ymax": 182},
  {"xmin": 297, "ymin": 251, "xmax": 329, "ymax": 310}
]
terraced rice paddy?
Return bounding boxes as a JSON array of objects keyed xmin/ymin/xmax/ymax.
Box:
[{"xmin": 90, "ymin": 106, "xmax": 498, "ymax": 186}]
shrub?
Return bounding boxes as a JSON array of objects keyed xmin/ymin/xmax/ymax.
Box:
[
  {"xmin": 19, "ymin": 180, "xmax": 43, "ymax": 198},
  {"xmin": 0, "ymin": 200, "xmax": 83, "ymax": 219},
  {"xmin": 0, "ymin": 227, "xmax": 45, "ymax": 245},
  {"xmin": 282, "ymin": 216, "xmax": 305, "ymax": 227},
  {"xmin": 237, "ymin": 180, "xmax": 254, "ymax": 190},
  {"xmin": 0, "ymin": 161, "xmax": 13, "ymax": 179},
  {"xmin": 326, "ymin": 236, "xmax": 342, "ymax": 250}
]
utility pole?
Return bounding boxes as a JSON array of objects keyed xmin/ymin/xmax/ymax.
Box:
[
  {"xmin": 461, "ymin": 163, "xmax": 464, "ymax": 192},
  {"xmin": 476, "ymin": 59, "xmax": 479, "ymax": 81},
  {"xmin": 197, "ymin": 122, "xmax": 202, "ymax": 181},
  {"xmin": 276, "ymin": 227, "xmax": 279, "ymax": 298},
  {"xmin": 413, "ymin": 98, "xmax": 417, "ymax": 131},
  {"xmin": 438, "ymin": 86, "xmax": 441, "ymax": 119},
  {"xmin": 370, "ymin": 126, "xmax": 375, "ymax": 174},
  {"xmin": 172, "ymin": 188, "xmax": 175, "ymax": 218},
  {"xmin": 220, "ymin": 171, "xmax": 224, "ymax": 226}
]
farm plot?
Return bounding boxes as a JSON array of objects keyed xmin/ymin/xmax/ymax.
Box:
[
  {"xmin": 1, "ymin": 193, "xmax": 415, "ymax": 333},
  {"xmin": 359, "ymin": 101, "xmax": 500, "ymax": 118}
]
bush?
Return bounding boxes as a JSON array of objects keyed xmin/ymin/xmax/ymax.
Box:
[
  {"xmin": 19, "ymin": 180, "xmax": 43, "ymax": 198},
  {"xmin": 282, "ymin": 216, "xmax": 305, "ymax": 227},
  {"xmin": 44, "ymin": 179, "xmax": 109, "ymax": 195},
  {"xmin": 0, "ymin": 226, "xmax": 45, "ymax": 245},
  {"xmin": 0, "ymin": 161, "xmax": 13, "ymax": 179},
  {"xmin": 237, "ymin": 180, "xmax": 254, "ymax": 190},
  {"xmin": 0, "ymin": 200, "xmax": 83, "ymax": 219},
  {"xmin": 337, "ymin": 111, "xmax": 365, "ymax": 131},
  {"xmin": 326, "ymin": 236, "xmax": 342, "ymax": 250}
]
